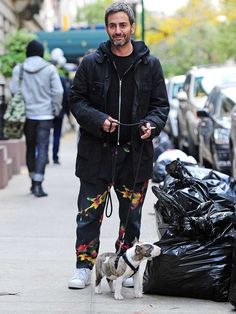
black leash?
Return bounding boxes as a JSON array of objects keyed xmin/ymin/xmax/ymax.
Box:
[
  {"xmin": 102, "ymin": 120, "xmax": 146, "ymax": 255},
  {"xmin": 117, "ymin": 141, "xmax": 144, "ymax": 254}
]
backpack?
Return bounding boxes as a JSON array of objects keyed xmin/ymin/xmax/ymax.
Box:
[{"xmin": 3, "ymin": 64, "xmax": 26, "ymax": 139}]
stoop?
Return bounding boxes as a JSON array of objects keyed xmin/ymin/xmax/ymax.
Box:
[
  {"xmin": 0, "ymin": 139, "xmax": 22, "ymax": 174},
  {"xmin": 0, "ymin": 145, "xmax": 8, "ymax": 188}
]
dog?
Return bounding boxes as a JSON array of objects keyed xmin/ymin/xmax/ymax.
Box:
[{"xmin": 95, "ymin": 242, "xmax": 161, "ymax": 300}]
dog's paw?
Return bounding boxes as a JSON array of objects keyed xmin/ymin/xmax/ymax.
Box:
[
  {"xmin": 114, "ymin": 293, "xmax": 124, "ymax": 300},
  {"xmin": 134, "ymin": 291, "xmax": 143, "ymax": 298},
  {"xmin": 95, "ymin": 286, "xmax": 102, "ymax": 294}
]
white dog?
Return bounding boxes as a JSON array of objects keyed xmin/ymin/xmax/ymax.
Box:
[{"xmin": 95, "ymin": 242, "xmax": 161, "ymax": 300}]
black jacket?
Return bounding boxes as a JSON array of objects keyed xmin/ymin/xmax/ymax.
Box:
[{"xmin": 70, "ymin": 40, "xmax": 169, "ymax": 183}]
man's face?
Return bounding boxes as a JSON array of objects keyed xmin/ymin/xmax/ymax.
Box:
[{"xmin": 106, "ymin": 12, "xmax": 135, "ymax": 47}]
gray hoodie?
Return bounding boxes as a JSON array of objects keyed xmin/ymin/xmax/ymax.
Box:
[{"xmin": 10, "ymin": 56, "xmax": 63, "ymax": 119}]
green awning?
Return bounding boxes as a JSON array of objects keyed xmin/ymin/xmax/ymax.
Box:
[{"xmin": 36, "ymin": 30, "xmax": 108, "ymax": 63}]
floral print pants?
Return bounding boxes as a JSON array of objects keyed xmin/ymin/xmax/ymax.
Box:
[{"xmin": 75, "ymin": 145, "xmax": 149, "ymax": 269}]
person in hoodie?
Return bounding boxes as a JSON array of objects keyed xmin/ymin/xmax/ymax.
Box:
[
  {"xmin": 10, "ymin": 40, "xmax": 63, "ymax": 197},
  {"xmin": 68, "ymin": 2, "xmax": 169, "ymax": 289}
]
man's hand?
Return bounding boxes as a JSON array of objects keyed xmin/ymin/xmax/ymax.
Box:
[
  {"xmin": 140, "ymin": 122, "xmax": 155, "ymax": 140},
  {"xmin": 102, "ymin": 117, "xmax": 118, "ymax": 133}
]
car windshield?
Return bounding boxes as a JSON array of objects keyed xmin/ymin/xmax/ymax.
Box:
[
  {"xmin": 172, "ymin": 83, "xmax": 184, "ymax": 98},
  {"xmin": 222, "ymin": 86, "xmax": 236, "ymax": 103},
  {"xmin": 201, "ymin": 68, "xmax": 236, "ymax": 95}
]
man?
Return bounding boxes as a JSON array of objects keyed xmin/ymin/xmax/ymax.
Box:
[
  {"xmin": 50, "ymin": 48, "xmax": 71, "ymax": 165},
  {"xmin": 68, "ymin": 2, "xmax": 169, "ymax": 289},
  {"xmin": 10, "ymin": 40, "xmax": 63, "ymax": 197}
]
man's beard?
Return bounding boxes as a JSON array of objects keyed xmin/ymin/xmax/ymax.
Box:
[{"xmin": 110, "ymin": 36, "xmax": 130, "ymax": 47}]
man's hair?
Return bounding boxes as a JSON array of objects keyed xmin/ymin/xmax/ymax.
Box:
[{"xmin": 104, "ymin": 2, "xmax": 135, "ymax": 26}]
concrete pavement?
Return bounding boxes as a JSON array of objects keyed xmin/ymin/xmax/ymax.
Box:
[{"xmin": 0, "ymin": 131, "xmax": 233, "ymax": 313}]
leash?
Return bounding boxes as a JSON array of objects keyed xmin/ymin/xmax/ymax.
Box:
[
  {"xmin": 103, "ymin": 120, "xmax": 147, "ymax": 256},
  {"xmin": 103, "ymin": 120, "xmax": 145, "ymax": 220},
  {"xmin": 116, "ymin": 141, "xmax": 144, "ymax": 255}
]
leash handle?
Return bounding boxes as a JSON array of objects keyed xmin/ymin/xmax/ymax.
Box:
[{"xmin": 104, "ymin": 186, "xmax": 113, "ymax": 218}]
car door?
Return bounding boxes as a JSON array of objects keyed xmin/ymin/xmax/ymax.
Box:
[
  {"xmin": 212, "ymin": 91, "xmax": 234, "ymax": 172},
  {"xmin": 198, "ymin": 90, "xmax": 218, "ymax": 163},
  {"xmin": 178, "ymin": 74, "xmax": 191, "ymax": 144}
]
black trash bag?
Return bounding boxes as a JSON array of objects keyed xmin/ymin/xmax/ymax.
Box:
[
  {"xmin": 203, "ymin": 173, "xmax": 236, "ymax": 205},
  {"xmin": 143, "ymin": 231, "xmax": 234, "ymax": 301},
  {"xmin": 185, "ymin": 165, "xmax": 230, "ymax": 181},
  {"xmin": 163, "ymin": 160, "xmax": 236, "ymax": 206},
  {"xmin": 229, "ymin": 218, "xmax": 236, "ymax": 308},
  {"xmin": 153, "ymin": 184, "xmax": 235, "ymax": 240},
  {"xmin": 152, "ymin": 183, "xmax": 209, "ymax": 228}
]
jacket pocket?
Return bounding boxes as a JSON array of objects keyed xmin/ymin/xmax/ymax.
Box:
[
  {"xmin": 138, "ymin": 83, "xmax": 152, "ymax": 116},
  {"xmin": 89, "ymin": 81, "xmax": 104, "ymax": 109},
  {"xmin": 75, "ymin": 134, "xmax": 102, "ymax": 182}
]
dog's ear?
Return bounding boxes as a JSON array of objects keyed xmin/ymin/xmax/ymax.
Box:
[{"xmin": 135, "ymin": 245, "xmax": 142, "ymax": 254}]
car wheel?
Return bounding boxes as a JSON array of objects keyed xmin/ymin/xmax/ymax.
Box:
[
  {"xmin": 212, "ymin": 144, "xmax": 219, "ymax": 171},
  {"xmin": 231, "ymin": 144, "xmax": 236, "ymax": 178},
  {"xmin": 177, "ymin": 120, "xmax": 184, "ymax": 151},
  {"xmin": 188, "ymin": 130, "xmax": 198, "ymax": 160}
]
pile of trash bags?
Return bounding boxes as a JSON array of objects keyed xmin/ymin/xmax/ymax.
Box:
[{"xmin": 144, "ymin": 159, "xmax": 236, "ymax": 304}]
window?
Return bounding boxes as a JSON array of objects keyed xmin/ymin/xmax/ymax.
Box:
[
  {"xmin": 183, "ymin": 75, "xmax": 191, "ymax": 94},
  {"xmin": 194, "ymin": 76, "xmax": 206, "ymax": 97},
  {"xmin": 220, "ymin": 95, "xmax": 235, "ymax": 117},
  {"xmin": 172, "ymin": 83, "xmax": 184, "ymax": 98}
]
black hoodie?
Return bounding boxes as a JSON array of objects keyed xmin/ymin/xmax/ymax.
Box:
[{"xmin": 99, "ymin": 40, "xmax": 149, "ymax": 144}]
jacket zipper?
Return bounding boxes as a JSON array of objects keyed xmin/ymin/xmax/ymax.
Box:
[{"xmin": 113, "ymin": 61, "xmax": 134, "ymax": 146}]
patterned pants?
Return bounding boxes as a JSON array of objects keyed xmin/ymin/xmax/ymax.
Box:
[{"xmin": 75, "ymin": 145, "xmax": 149, "ymax": 269}]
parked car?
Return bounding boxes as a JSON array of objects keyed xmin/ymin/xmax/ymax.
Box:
[
  {"xmin": 177, "ymin": 65, "xmax": 236, "ymax": 159},
  {"xmin": 197, "ymin": 83, "xmax": 236, "ymax": 174},
  {"xmin": 229, "ymin": 87, "xmax": 236, "ymax": 178},
  {"xmin": 164, "ymin": 75, "xmax": 185, "ymax": 147}
]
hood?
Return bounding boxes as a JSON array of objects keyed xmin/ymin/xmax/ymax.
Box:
[
  {"xmin": 98, "ymin": 40, "xmax": 150, "ymax": 63},
  {"xmin": 23, "ymin": 56, "xmax": 50, "ymax": 73},
  {"xmin": 192, "ymin": 95, "xmax": 208, "ymax": 109},
  {"xmin": 215, "ymin": 116, "xmax": 231, "ymax": 129}
]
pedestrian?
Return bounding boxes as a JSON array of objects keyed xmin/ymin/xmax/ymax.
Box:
[
  {"xmin": 50, "ymin": 48, "xmax": 71, "ymax": 165},
  {"xmin": 10, "ymin": 40, "xmax": 63, "ymax": 197},
  {"xmin": 68, "ymin": 2, "xmax": 169, "ymax": 289}
]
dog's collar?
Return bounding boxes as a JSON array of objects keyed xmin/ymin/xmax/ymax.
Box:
[{"xmin": 114, "ymin": 252, "xmax": 139, "ymax": 275}]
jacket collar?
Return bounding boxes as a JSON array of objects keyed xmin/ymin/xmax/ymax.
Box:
[{"xmin": 96, "ymin": 40, "xmax": 150, "ymax": 65}]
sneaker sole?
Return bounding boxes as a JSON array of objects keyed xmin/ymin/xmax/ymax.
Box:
[{"xmin": 68, "ymin": 282, "xmax": 90, "ymax": 289}]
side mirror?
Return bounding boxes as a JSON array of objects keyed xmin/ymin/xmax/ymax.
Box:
[
  {"xmin": 177, "ymin": 90, "xmax": 187, "ymax": 101},
  {"xmin": 197, "ymin": 109, "xmax": 210, "ymax": 118}
]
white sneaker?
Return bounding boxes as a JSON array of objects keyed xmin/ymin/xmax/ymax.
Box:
[
  {"xmin": 68, "ymin": 268, "xmax": 91, "ymax": 289},
  {"xmin": 123, "ymin": 277, "xmax": 134, "ymax": 288}
]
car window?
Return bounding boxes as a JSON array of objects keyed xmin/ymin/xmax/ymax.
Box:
[
  {"xmin": 183, "ymin": 75, "xmax": 191, "ymax": 94},
  {"xmin": 194, "ymin": 76, "xmax": 207, "ymax": 97},
  {"xmin": 205, "ymin": 91, "xmax": 218, "ymax": 114},
  {"xmin": 172, "ymin": 83, "xmax": 184, "ymax": 98},
  {"xmin": 220, "ymin": 94, "xmax": 235, "ymax": 117}
]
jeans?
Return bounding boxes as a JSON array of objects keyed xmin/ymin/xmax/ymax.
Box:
[
  {"xmin": 24, "ymin": 119, "xmax": 52, "ymax": 182},
  {"xmin": 52, "ymin": 116, "xmax": 63, "ymax": 162}
]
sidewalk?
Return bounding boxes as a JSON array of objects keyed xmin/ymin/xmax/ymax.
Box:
[{"xmin": 0, "ymin": 131, "xmax": 233, "ymax": 314}]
